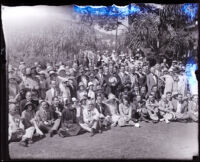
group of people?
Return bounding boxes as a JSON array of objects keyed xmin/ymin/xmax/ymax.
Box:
[{"xmin": 8, "ymin": 50, "xmax": 198, "ymax": 147}]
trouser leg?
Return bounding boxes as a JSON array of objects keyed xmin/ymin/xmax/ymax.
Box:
[
  {"xmin": 79, "ymin": 123, "xmax": 92, "ymax": 132},
  {"xmin": 51, "ymin": 119, "xmax": 61, "ymax": 131},
  {"xmin": 22, "ymin": 126, "xmax": 35, "ymax": 139}
]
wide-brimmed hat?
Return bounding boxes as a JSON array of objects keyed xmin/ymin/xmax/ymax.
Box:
[
  {"xmin": 88, "ymin": 82, "xmax": 94, "ymax": 87},
  {"xmin": 72, "ymin": 97, "xmax": 77, "ymax": 102},
  {"xmin": 78, "ymin": 82, "xmax": 84, "ymax": 87},
  {"xmin": 58, "ymin": 67, "xmax": 66, "ymax": 73},
  {"xmin": 24, "ymin": 101, "xmax": 34, "ymax": 110},
  {"xmin": 62, "ymin": 78, "xmax": 69, "ymax": 83},
  {"xmin": 47, "ymin": 66, "xmax": 53, "ymax": 72},
  {"xmin": 49, "ymin": 70, "xmax": 56, "ymax": 76},
  {"xmin": 107, "ymin": 93, "xmax": 119, "ymax": 101}
]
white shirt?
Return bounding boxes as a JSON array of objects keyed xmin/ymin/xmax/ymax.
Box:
[
  {"xmin": 51, "ymin": 88, "xmax": 55, "ymax": 97},
  {"xmin": 176, "ymin": 102, "xmax": 182, "ymax": 113}
]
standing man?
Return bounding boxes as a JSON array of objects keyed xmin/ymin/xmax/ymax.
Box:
[{"xmin": 146, "ymin": 67, "xmax": 158, "ymax": 96}]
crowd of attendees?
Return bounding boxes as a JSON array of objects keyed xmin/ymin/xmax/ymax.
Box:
[{"xmin": 8, "ymin": 50, "xmax": 198, "ymax": 147}]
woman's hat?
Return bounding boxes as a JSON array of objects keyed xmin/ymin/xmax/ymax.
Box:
[
  {"xmin": 58, "ymin": 67, "xmax": 66, "ymax": 74},
  {"xmin": 88, "ymin": 82, "xmax": 94, "ymax": 87},
  {"xmin": 79, "ymin": 82, "xmax": 84, "ymax": 87},
  {"xmin": 24, "ymin": 101, "xmax": 34, "ymax": 110},
  {"xmin": 108, "ymin": 76, "xmax": 118, "ymax": 84},
  {"xmin": 49, "ymin": 70, "xmax": 56, "ymax": 76},
  {"xmin": 72, "ymin": 97, "xmax": 77, "ymax": 102}
]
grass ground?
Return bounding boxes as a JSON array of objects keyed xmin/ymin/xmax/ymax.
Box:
[{"xmin": 9, "ymin": 122, "xmax": 198, "ymax": 159}]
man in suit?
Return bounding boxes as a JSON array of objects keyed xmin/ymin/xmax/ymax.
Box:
[
  {"xmin": 35, "ymin": 101, "xmax": 61, "ymax": 137},
  {"xmin": 45, "ymin": 80, "xmax": 60, "ymax": 105},
  {"xmin": 146, "ymin": 67, "xmax": 158, "ymax": 96},
  {"xmin": 79, "ymin": 100, "xmax": 100, "ymax": 137},
  {"xmin": 95, "ymin": 93, "xmax": 112, "ymax": 131},
  {"xmin": 171, "ymin": 93, "xmax": 190, "ymax": 121},
  {"xmin": 188, "ymin": 94, "xmax": 198, "ymax": 122}
]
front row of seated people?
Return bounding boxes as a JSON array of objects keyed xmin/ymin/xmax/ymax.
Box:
[{"xmin": 9, "ymin": 91, "xmax": 198, "ymax": 147}]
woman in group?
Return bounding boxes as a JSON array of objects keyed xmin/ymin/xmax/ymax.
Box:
[
  {"xmin": 158, "ymin": 94, "xmax": 175, "ymax": 124},
  {"xmin": 58, "ymin": 100, "xmax": 82, "ymax": 138},
  {"xmin": 118, "ymin": 95, "xmax": 137, "ymax": 127},
  {"xmin": 104, "ymin": 93, "xmax": 120, "ymax": 127},
  {"xmin": 20, "ymin": 102, "xmax": 43, "ymax": 146}
]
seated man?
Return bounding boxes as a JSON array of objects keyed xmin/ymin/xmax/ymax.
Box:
[
  {"xmin": 96, "ymin": 93, "xmax": 112, "ymax": 131},
  {"xmin": 158, "ymin": 93, "xmax": 175, "ymax": 124},
  {"xmin": 172, "ymin": 93, "xmax": 197, "ymax": 122},
  {"xmin": 132, "ymin": 95, "xmax": 148, "ymax": 122},
  {"xmin": 9, "ymin": 104, "xmax": 25, "ymax": 143},
  {"xmin": 103, "ymin": 93, "xmax": 120, "ymax": 127},
  {"xmin": 145, "ymin": 93, "xmax": 160, "ymax": 122},
  {"xmin": 35, "ymin": 101, "xmax": 61, "ymax": 137},
  {"xmin": 188, "ymin": 94, "xmax": 198, "ymax": 122},
  {"xmin": 58, "ymin": 100, "xmax": 81, "ymax": 138},
  {"xmin": 80, "ymin": 100, "xmax": 100, "ymax": 137},
  {"xmin": 49, "ymin": 96, "xmax": 64, "ymax": 137}
]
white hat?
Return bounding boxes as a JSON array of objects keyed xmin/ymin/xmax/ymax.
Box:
[
  {"xmin": 58, "ymin": 67, "xmax": 66, "ymax": 73},
  {"xmin": 79, "ymin": 82, "xmax": 84, "ymax": 87},
  {"xmin": 88, "ymin": 82, "xmax": 94, "ymax": 87},
  {"xmin": 72, "ymin": 97, "xmax": 77, "ymax": 102},
  {"xmin": 49, "ymin": 70, "xmax": 56, "ymax": 75},
  {"xmin": 62, "ymin": 78, "xmax": 69, "ymax": 83}
]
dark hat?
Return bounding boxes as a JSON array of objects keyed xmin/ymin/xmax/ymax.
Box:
[{"xmin": 24, "ymin": 101, "xmax": 34, "ymax": 110}]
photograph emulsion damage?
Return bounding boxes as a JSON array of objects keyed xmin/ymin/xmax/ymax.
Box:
[{"xmin": 1, "ymin": 3, "xmax": 199, "ymax": 159}]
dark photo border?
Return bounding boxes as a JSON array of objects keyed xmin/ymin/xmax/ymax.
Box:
[{"xmin": 1, "ymin": 0, "xmax": 199, "ymax": 161}]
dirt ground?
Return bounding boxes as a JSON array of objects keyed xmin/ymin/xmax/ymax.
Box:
[{"xmin": 9, "ymin": 122, "xmax": 198, "ymax": 160}]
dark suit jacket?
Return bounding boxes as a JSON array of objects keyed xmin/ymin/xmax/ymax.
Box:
[
  {"xmin": 171, "ymin": 99, "xmax": 188, "ymax": 113},
  {"xmin": 96, "ymin": 103, "xmax": 111, "ymax": 117},
  {"xmin": 19, "ymin": 99, "xmax": 39, "ymax": 115},
  {"xmin": 146, "ymin": 73, "xmax": 158, "ymax": 95},
  {"xmin": 50, "ymin": 104, "xmax": 64, "ymax": 120}
]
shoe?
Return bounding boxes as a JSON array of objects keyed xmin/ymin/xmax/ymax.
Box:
[
  {"xmin": 50, "ymin": 130, "xmax": 56, "ymax": 137},
  {"xmin": 160, "ymin": 118, "xmax": 165, "ymax": 122},
  {"xmin": 90, "ymin": 129, "xmax": 95, "ymax": 137},
  {"xmin": 165, "ymin": 119, "xmax": 170, "ymax": 124},
  {"xmin": 134, "ymin": 123, "xmax": 140, "ymax": 128},
  {"xmin": 19, "ymin": 139, "xmax": 28, "ymax": 147},
  {"xmin": 28, "ymin": 139, "xmax": 33, "ymax": 144}
]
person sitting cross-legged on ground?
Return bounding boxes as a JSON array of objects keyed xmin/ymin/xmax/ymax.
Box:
[
  {"xmin": 132, "ymin": 95, "xmax": 149, "ymax": 123},
  {"xmin": 145, "ymin": 93, "xmax": 160, "ymax": 123},
  {"xmin": 35, "ymin": 101, "xmax": 61, "ymax": 137},
  {"xmin": 118, "ymin": 95, "xmax": 138, "ymax": 127},
  {"xmin": 79, "ymin": 99, "xmax": 100, "ymax": 137},
  {"xmin": 171, "ymin": 93, "xmax": 197, "ymax": 122},
  {"xmin": 58, "ymin": 100, "xmax": 81, "ymax": 138},
  {"xmin": 103, "ymin": 93, "xmax": 120, "ymax": 127},
  {"xmin": 9, "ymin": 103, "xmax": 25, "ymax": 143},
  {"xmin": 95, "ymin": 93, "xmax": 112, "ymax": 132},
  {"xmin": 49, "ymin": 96, "xmax": 64, "ymax": 137},
  {"xmin": 20, "ymin": 102, "xmax": 44, "ymax": 146},
  {"xmin": 158, "ymin": 93, "xmax": 175, "ymax": 124},
  {"xmin": 187, "ymin": 94, "xmax": 198, "ymax": 122}
]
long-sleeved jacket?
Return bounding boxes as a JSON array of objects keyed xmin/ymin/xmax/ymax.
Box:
[{"xmin": 82, "ymin": 107, "xmax": 100, "ymax": 124}]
